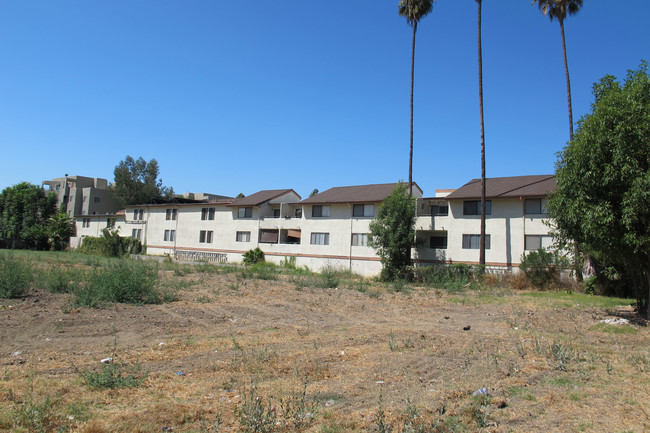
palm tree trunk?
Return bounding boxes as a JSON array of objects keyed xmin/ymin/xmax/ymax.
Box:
[
  {"xmin": 408, "ymin": 21, "xmax": 417, "ymax": 197},
  {"xmin": 560, "ymin": 19, "xmax": 574, "ymax": 142},
  {"xmin": 478, "ymin": 0, "xmax": 486, "ymax": 267}
]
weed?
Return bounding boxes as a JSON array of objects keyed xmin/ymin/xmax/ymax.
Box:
[
  {"xmin": 280, "ymin": 256, "xmax": 297, "ymax": 269},
  {"xmin": 547, "ymin": 341, "xmax": 574, "ymax": 371},
  {"xmin": 235, "ymin": 382, "xmax": 277, "ymax": 433},
  {"xmin": 320, "ymin": 264, "xmax": 340, "ymax": 289},
  {"xmin": 73, "ymin": 259, "xmax": 163, "ymax": 307},
  {"xmin": 0, "ymin": 254, "xmax": 33, "ymax": 298},
  {"xmin": 279, "ymin": 384, "xmax": 317, "ymax": 430},
  {"xmin": 75, "ymin": 342, "xmax": 148, "ymax": 389},
  {"xmin": 8, "ymin": 377, "xmax": 71, "ymax": 433},
  {"xmin": 627, "ymin": 351, "xmax": 649, "ymax": 373},
  {"xmin": 374, "ymin": 389, "xmax": 390, "ymax": 433},
  {"xmin": 468, "ymin": 394, "xmax": 491, "ymax": 428},
  {"xmin": 42, "ymin": 267, "xmax": 81, "ymax": 294}
]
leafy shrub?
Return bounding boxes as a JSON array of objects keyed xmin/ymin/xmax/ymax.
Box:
[
  {"xmin": 0, "ymin": 254, "xmax": 33, "ymax": 298},
  {"xmin": 74, "ymin": 260, "xmax": 162, "ymax": 307},
  {"xmin": 235, "ymin": 383, "xmax": 277, "ymax": 433},
  {"xmin": 519, "ymin": 249, "xmax": 569, "ymax": 288},
  {"xmin": 243, "ymin": 247, "xmax": 265, "ymax": 265},
  {"xmin": 78, "ymin": 228, "xmax": 143, "ymax": 257},
  {"xmin": 411, "ymin": 263, "xmax": 480, "ymax": 292}
]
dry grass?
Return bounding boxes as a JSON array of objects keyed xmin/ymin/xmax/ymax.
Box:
[{"xmin": 0, "ymin": 255, "xmax": 648, "ymax": 432}]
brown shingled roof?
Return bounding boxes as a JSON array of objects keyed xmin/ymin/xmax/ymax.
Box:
[
  {"xmin": 300, "ymin": 183, "xmax": 423, "ymax": 205},
  {"xmin": 445, "ymin": 175, "xmax": 556, "ymax": 200},
  {"xmin": 227, "ymin": 189, "xmax": 300, "ymax": 207}
]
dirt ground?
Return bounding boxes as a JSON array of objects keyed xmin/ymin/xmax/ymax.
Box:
[{"xmin": 1, "ymin": 269, "xmax": 648, "ymax": 432}]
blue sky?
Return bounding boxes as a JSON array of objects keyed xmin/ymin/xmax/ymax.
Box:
[{"xmin": 1, "ymin": 1, "xmax": 648, "ymax": 199}]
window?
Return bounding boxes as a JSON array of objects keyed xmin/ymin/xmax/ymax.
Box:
[
  {"xmin": 133, "ymin": 209, "xmax": 143, "ymax": 221},
  {"xmin": 238, "ymin": 207, "xmax": 252, "ymax": 218},
  {"xmin": 164, "ymin": 229, "xmax": 176, "ymax": 242},
  {"xmin": 310, "ymin": 232, "xmax": 330, "ymax": 245},
  {"xmin": 82, "ymin": 218, "xmax": 90, "ymax": 228},
  {"xmin": 201, "ymin": 208, "xmax": 216, "ymax": 220},
  {"xmin": 132, "ymin": 229, "xmax": 141, "ymax": 240},
  {"xmin": 199, "ymin": 230, "xmax": 213, "ymax": 243},
  {"xmin": 82, "ymin": 195, "xmax": 87, "ymax": 202},
  {"xmin": 525, "ymin": 198, "xmax": 548, "ymax": 215},
  {"xmin": 273, "ymin": 208, "xmax": 281, "ymax": 218},
  {"xmin": 260, "ymin": 229, "xmax": 279, "ymax": 243},
  {"xmin": 166, "ymin": 209, "xmax": 177, "ymax": 220},
  {"xmin": 352, "ymin": 204, "xmax": 374, "ymax": 217},
  {"xmin": 106, "ymin": 218, "xmax": 115, "ymax": 228},
  {"xmin": 430, "ymin": 235, "xmax": 448, "ymax": 249},
  {"xmin": 294, "ymin": 208, "xmax": 302, "ymax": 218},
  {"xmin": 462, "ymin": 234, "xmax": 491, "ymax": 249},
  {"xmin": 94, "ymin": 196, "xmax": 100, "ymax": 203},
  {"xmin": 463, "ymin": 200, "xmax": 491, "ymax": 216},
  {"xmin": 525, "ymin": 235, "xmax": 553, "ymax": 250},
  {"xmin": 351, "ymin": 233, "xmax": 368, "ymax": 246},
  {"xmin": 431, "ymin": 205, "xmax": 448, "ymax": 216},
  {"xmin": 312, "ymin": 205, "xmax": 330, "ymax": 218},
  {"xmin": 236, "ymin": 231, "xmax": 251, "ymax": 242}
]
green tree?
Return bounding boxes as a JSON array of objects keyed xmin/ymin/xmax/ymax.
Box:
[
  {"xmin": 112, "ymin": 156, "xmax": 174, "ymax": 206},
  {"xmin": 476, "ymin": 0, "xmax": 487, "ymax": 266},
  {"xmin": 47, "ymin": 213, "xmax": 75, "ymax": 251},
  {"xmin": 0, "ymin": 182, "xmax": 57, "ymax": 249},
  {"xmin": 369, "ymin": 182, "xmax": 417, "ymax": 281},
  {"xmin": 549, "ymin": 62, "xmax": 650, "ymax": 317},
  {"xmin": 398, "ymin": 0, "xmax": 434, "ymax": 197},
  {"xmin": 532, "ymin": 0, "xmax": 583, "ymax": 142}
]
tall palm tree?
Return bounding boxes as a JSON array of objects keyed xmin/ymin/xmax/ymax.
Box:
[
  {"xmin": 398, "ymin": 0, "xmax": 434, "ymax": 197},
  {"xmin": 532, "ymin": 0, "xmax": 583, "ymax": 142},
  {"xmin": 476, "ymin": 0, "xmax": 487, "ymax": 266}
]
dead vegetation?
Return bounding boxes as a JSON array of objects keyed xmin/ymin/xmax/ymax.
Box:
[{"xmin": 0, "ymin": 252, "xmax": 648, "ymax": 432}]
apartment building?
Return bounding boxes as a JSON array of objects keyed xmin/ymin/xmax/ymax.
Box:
[
  {"xmin": 42, "ymin": 175, "xmax": 120, "ymax": 217},
  {"xmin": 70, "ymin": 176, "xmax": 556, "ymax": 276}
]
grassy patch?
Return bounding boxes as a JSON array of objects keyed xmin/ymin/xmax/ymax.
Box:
[
  {"xmin": 589, "ymin": 323, "xmax": 638, "ymax": 334},
  {"xmin": 521, "ymin": 291, "xmax": 633, "ymax": 309},
  {"xmin": 0, "ymin": 254, "xmax": 33, "ymax": 298},
  {"xmin": 73, "ymin": 260, "xmax": 170, "ymax": 307}
]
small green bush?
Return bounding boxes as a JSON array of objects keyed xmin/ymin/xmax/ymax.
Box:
[
  {"xmin": 76, "ymin": 358, "xmax": 148, "ymax": 389},
  {"xmin": 74, "ymin": 260, "xmax": 162, "ymax": 307},
  {"xmin": 520, "ymin": 249, "xmax": 569, "ymax": 288},
  {"xmin": 319, "ymin": 264, "xmax": 340, "ymax": 288},
  {"xmin": 243, "ymin": 247, "xmax": 265, "ymax": 265},
  {"xmin": 0, "ymin": 254, "xmax": 33, "ymax": 298}
]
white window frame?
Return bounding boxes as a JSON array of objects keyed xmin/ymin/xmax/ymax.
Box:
[
  {"xmin": 351, "ymin": 233, "xmax": 368, "ymax": 246},
  {"xmin": 238, "ymin": 207, "xmax": 253, "ymax": 219},
  {"xmin": 312, "ymin": 205, "xmax": 330, "ymax": 218},
  {"xmin": 166, "ymin": 209, "xmax": 178, "ymax": 220},
  {"xmin": 132, "ymin": 228, "xmax": 141, "ymax": 240},
  {"xmin": 463, "ymin": 200, "xmax": 491, "ymax": 216},
  {"xmin": 310, "ymin": 232, "xmax": 330, "ymax": 245},
  {"xmin": 525, "ymin": 198, "xmax": 548, "ymax": 215},
  {"xmin": 199, "ymin": 230, "xmax": 213, "ymax": 243},
  {"xmin": 462, "ymin": 234, "xmax": 490, "ymax": 249},
  {"xmin": 353, "ymin": 204, "xmax": 374, "ymax": 217},
  {"xmin": 525, "ymin": 235, "xmax": 553, "ymax": 250},
  {"xmin": 164, "ymin": 229, "xmax": 176, "ymax": 242},
  {"xmin": 236, "ymin": 231, "xmax": 251, "ymax": 242}
]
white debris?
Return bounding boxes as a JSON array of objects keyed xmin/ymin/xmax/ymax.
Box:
[
  {"xmin": 100, "ymin": 357, "xmax": 113, "ymax": 364},
  {"xmin": 600, "ymin": 318, "xmax": 630, "ymax": 325}
]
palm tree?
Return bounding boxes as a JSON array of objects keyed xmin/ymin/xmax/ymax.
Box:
[
  {"xmin": 398, "ymin": 0, "xmax": 434, "ymax": 197},
  {"xmin": 532, "ymin": 0, "xmax": 583, "ymax": 142},
  {"xmin": 476, "ymin": 0, "xmax": 487, "ymax": 266}
]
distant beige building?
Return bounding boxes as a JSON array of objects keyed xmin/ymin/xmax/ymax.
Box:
[
  {"xmin": 70, "ymin": 176, "xmax": 557, "ymax": 276},
  {"xmin": 42, "ymin": 175, "xmax": 120, "ymax": 217}
]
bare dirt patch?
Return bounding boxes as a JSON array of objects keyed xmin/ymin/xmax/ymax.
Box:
[{"xmin": 1, "ymin": 269, "xmax": 648, "ymax": 432}]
